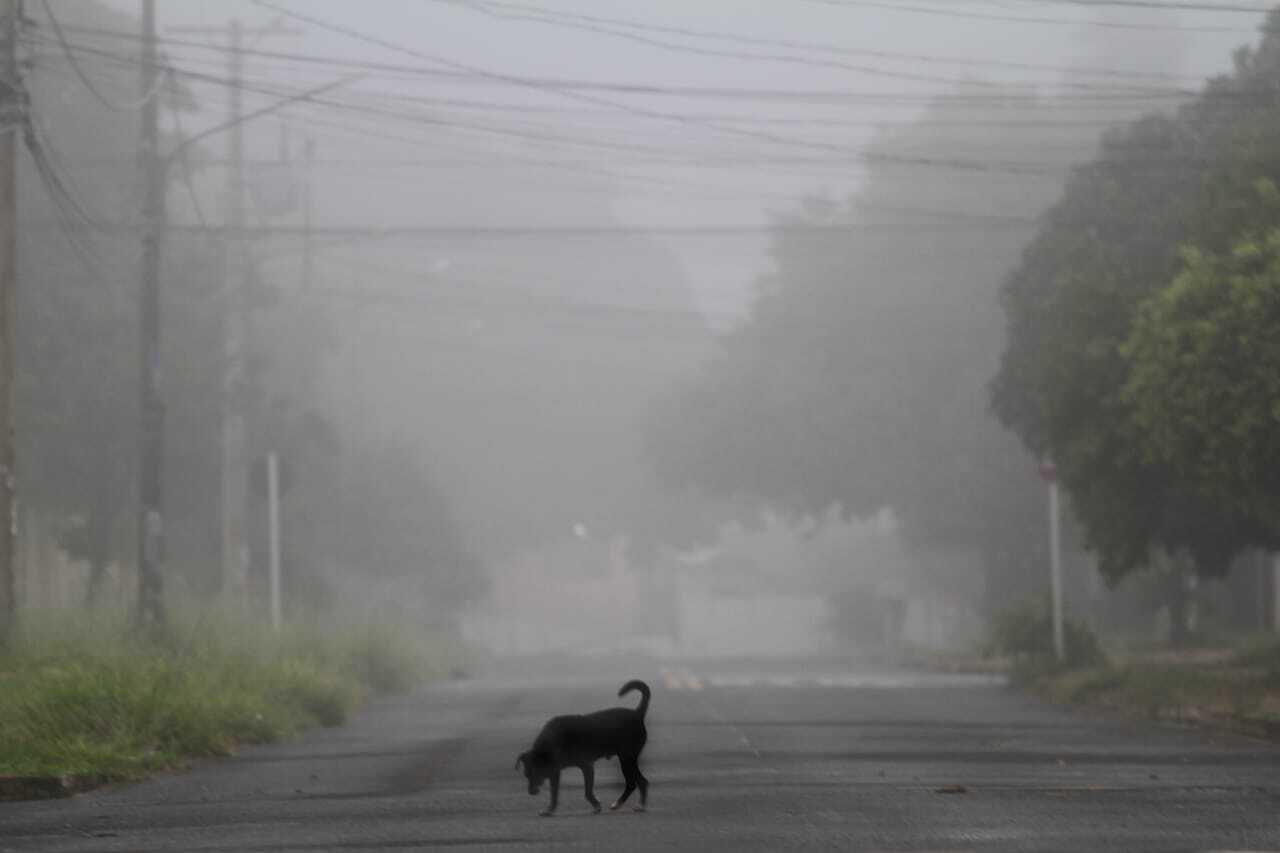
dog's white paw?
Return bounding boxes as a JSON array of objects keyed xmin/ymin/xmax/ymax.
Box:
[{"xmin": 609, "ymin": 801, "xmax": 623, "ymax": 811}]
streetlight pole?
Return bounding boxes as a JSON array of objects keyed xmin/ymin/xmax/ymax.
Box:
[{"xmin": 1040, "ymin": 457, "xmax": 1064, "ymax": 661}]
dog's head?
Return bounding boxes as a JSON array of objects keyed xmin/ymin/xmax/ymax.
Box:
[{"xmin": 515, "ymin": 749, "xmax": 551, "ymax": 795}]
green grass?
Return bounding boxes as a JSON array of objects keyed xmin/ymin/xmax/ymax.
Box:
[
  {"xmin": 0, "ymin": 610, "xmax": 450, "ymax": 781},
  {"xmin": 1031, "ymin": 641, "xmax": 1280, "ymax": 739}
]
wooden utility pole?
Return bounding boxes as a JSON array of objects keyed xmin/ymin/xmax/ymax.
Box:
[
  {"xmin": 223, "ymin": 17, "xmax": 249, "ymax": 607},
  {"xmin": 0, "ymin": 0, "xmax": 19, "ymax": 643},
  {"xmin": 137, "ymin": 0, "xmax": 165, "ymax": 629},
  {"xmin": 301, "ymin": 135, "xmax": 314, "ymax": 292}
]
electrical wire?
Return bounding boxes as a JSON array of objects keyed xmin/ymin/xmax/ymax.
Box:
[
  {"xmin": 443, "ymin": 0, "xmax": 1187, "ymax": 95},
  {"xmin": 1018, "ymin": 0, "xmax": 1270, "ymax": 13},
  {"xmin": 797, "ymin": 0, "xmax": 1257, "ymax": 31},
  {"xmin": 54, "ymin": 13, "xmax": 1211, "ymax": 85},
  {"xmin": 441, "ymin": 0, "xmax": 1200, "ymax": 82},
  {"xmin": 38, "ymin": 0, "xmax": 165, "ymax": 111}
]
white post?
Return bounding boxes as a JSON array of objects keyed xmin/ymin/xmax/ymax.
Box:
[
  {"xmin": 1272, "ymin": 553, "xmax": 1280, "ymax": 632},
  {"xmin": 1049, "ymin": 479, "xmax": 1064, "ymax": 661},
  {"xmin": 267, "ymin": 451, "xmax": 281, "ymax": 632}
]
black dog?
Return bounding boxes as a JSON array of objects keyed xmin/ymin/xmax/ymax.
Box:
[{"xmin": 515, "ymin": 680, "xmax": 650, "ymax": 816}]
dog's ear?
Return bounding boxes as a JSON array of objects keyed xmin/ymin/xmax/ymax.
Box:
[{"xmin": 515, "ymin": 750, "xmax": 529, "ymax": 772}]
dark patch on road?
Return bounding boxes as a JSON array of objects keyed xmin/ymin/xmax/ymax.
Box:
[
  {"xmin": 239, "ymin": 839, "xmax": 536, "ymax": 850},
  {"xmin": 68, "ymin": 839, "xmax": 539, "ymax": 853},
  {"xmin": 377, "ymin": 737, "xmax": 474, "ymax": 796},
  {"xmin": 233, "ymin": 750, "xmax": 424, "ymax": 765}
]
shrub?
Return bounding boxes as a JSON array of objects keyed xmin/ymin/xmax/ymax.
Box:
[
  {"xmin": 1233, "ymin": 633, "xmax": 1280, "ymax": 671},
  {"xmin": 987, "ymin": 598, "xmax": 1107, "ymax": 681}
]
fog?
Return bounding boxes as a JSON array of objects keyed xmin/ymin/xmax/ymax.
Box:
[{"xmin": 20, "ymin": 0, "xmax": 1265, "ymax": 660}]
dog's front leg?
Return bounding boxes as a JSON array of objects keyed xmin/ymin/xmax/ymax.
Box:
[{"xmin": 540, "ymin": 768, "xmax": 561, "ymax": 817}]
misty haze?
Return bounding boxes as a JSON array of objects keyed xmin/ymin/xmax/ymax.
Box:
[{"xmin": 1, "ymin": 1, "xmax": 1279, "ymax": 850}]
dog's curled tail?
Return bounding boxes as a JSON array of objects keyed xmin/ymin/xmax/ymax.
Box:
[{"xmin": 619, "ymin": 679, "xmax": 651, "ymax": 718}]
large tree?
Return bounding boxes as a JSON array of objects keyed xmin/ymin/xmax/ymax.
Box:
[
  {"xmin": 992, "ymin": 12, "xmax": 1280, "ymax": 601},
  {"xmin": 1122, "ymin": 215, "xmax": 1280, "ymax": 538}
]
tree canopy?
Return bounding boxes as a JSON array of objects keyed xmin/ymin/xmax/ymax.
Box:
[
  {"xmin": 992, "ymin": 12, "xmax": 1280, "ymax": 582},
  {"xmin": 1123, "ymin": 219, "xmax": 1280, "ymax": 537}
]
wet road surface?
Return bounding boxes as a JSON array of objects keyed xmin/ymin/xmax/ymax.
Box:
[{"xmin": 1, "ymin": 660, "xmax": 1278, "ymax": 852}]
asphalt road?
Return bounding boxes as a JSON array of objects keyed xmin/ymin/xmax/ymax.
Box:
[{"xmin": 1, "ymin": 659, "xmax": 1279, "ymax": 852}]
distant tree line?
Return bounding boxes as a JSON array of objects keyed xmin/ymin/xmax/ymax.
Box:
[
  {"xmin": 647, "ymin": 11, "xmax": 1280, "ymax": 640},
  {"xmin": 17, "ymin": 1, "xmax": 481, "ymax": 619}
]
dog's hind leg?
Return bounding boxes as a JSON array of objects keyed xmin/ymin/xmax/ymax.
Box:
[
  {"xmin": 635, "ymin": 763, "xmax": 649, "ymax": 811},
  {"xmin": 540, "ymin": 768, "xmax": 561, "ymax": 817},
  {"xmin": 610, "ymin": 758, "xmax": 637, "ymax": 811},
  {"xmin": 581, "ymin": 764, "xmax": 601, "ymax": 813}
]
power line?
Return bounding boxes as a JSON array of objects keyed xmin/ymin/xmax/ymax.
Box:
[
  {"xmin": 38, "ymin": 0, "xmax": 165, "ymax": 111},
  {"xmin": 246, "ymin": 2, "xmax": 1182, "ymax": 177},
  {"xmin": 26, "ymin": 35, "xmax": 1078, "ymax": 176},
  {"xmin": 30, "ymin": 31, "xmax": 1204, "ymax": 106},
  {"xmin": 52, "ymin": 221, "xmax": 1050, "ymax": 239},
  {"xmin": 54, "ymin": 12, "xmax": 1209, "ymax": 85},
  {"xmin": 797, "ymin": 0, "xmax": 1258, "ymax": 30},
  {"xmin": 446, "ymin": 0, "xmax": 1200, "ymax": 82},
  {"xmin": 1022, "ymin": 0, "xmax": 1271, "ymax": 12},
  {"xmin": 444, "ymin": 0, "xmax": 1187, "ymax": 94},
  {"xmin": 33, "ymin": 33, "xmax": 1235, "ymax": 186}
]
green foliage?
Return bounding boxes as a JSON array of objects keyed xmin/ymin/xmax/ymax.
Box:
[
  {"xmin": 0, "ymin": 610, "xmax": 437, "ymax": 780},
  {"xmin": 1041, "ymin": 662, "xmax": 1277, "ymax": 732},
  {"xmin": 1233, "ymin": 632, "xmax": 1280, "ymax": 670},
  {"xmin": 992, "ymin": 12, "xmax": 1280, "ymax": 583},
  {"xmin": 1122, "ymin": 224, "xmax": 1280, "ymax": 537},
  {"xmin": 986, "ymin": 599, "xmax": 1107, "ymax": 680}
]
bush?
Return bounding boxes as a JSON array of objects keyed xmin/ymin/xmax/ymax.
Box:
[
  {"xmin": 987, "ymin": 598, "xmax": 1107, "ymax": 681},
  {"xmin": 0, "ymin": 609, "xmax": 440, "ymax": 780},
  {"xmin": 1233, "ymin": 633, "xmax": 1280, "ymax": 671}
]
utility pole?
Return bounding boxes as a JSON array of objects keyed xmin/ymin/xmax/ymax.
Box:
[
  {"xmin": 301, "ymin": 135, "xmax": 314, "ymax": 292},
  {"xmin": 169, "ymin": 20, "xmax": 301, "ymax": 611},
  {"xmin": 0, "ymin": 0, "xmax": 19, "ymax": 644},
  {"xmin": 137, "ymin": 0, "xmax": 165, "ymax": 629},
  {"xmin": 223, "ymin": 17, "xmax": 249, "ymax": 608}
]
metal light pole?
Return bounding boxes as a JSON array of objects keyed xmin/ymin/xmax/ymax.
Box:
[
  {"xmin": 266, "ymin": 450, "xmax": 281, "ymax": 632},
  {"xmin": 1039, "ymin": 458, "xmax": 1064, "ymax": 661}
]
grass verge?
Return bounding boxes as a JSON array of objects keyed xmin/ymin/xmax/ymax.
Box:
[
  {"xmin": 1027, "ymin": 635, "xmax": 1280, "ymax": 741},
  {"xmin": 0, "ymin": 609, "xmax": 457, "ymax": 783}
]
